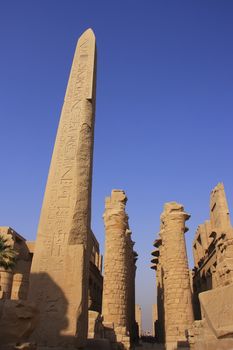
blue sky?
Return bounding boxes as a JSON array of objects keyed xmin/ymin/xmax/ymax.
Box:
[{"xmin": 1, "ymin": 1, "xmax": 233, "ymax": 332}]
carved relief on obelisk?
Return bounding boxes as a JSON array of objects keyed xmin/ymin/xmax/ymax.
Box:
[{"xmin": 29, "ymin": 28, "xmax": 96, "ymax": 349}]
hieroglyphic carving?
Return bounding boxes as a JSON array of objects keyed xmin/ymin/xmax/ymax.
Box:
[{"xmin": 29, "ymin": 29, "xmax": 96, "ymax": 348}]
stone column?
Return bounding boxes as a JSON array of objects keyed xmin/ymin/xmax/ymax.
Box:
[
  {"xmin": 151, "ymin": 236, "xmax": 165, "ymax": 343},
  {"xmin": 11, "ymin": 273, "xmax": 29, "ymax": 300},
  {"xmin": 152, "ymin": 304, "xmax": 158, "ymax": 337},
  {"xmin": 28, "ymin": 28, "xmax": 96, "ymax": 349},
  {"xmin": 102, "ymin": 190, "xmax": 131, "ymax": 350},
  {"xmin": 131, "ymin": 251, "xmax": 138, "ymax": 342},
  {"xmin": 135, "ymin": 304, "xmax": 142, "ymax": 337},
  {"xmin": 125, "ymin": 230, "xmax": 137, "ymax": 343},
  {"xmin": 160, "ymin": 202, "xmax": 194, "ymax": 350},
  {"xmin": 0, "ymin": 268, "xmax": 13, "ymax": 299}
]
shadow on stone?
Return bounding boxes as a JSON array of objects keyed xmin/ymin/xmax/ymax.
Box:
[
  {"xmin": 0, "ymin": 298, "xmax": 39, "ymax": 350},
  {"xmin": 28, "ymin": 272, "xmax": 78, "ymax": 348}
]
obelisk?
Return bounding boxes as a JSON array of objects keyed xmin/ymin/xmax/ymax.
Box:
[{"xmin": 29, "ymin": 28, "xmax": 96, "ymax": 349}]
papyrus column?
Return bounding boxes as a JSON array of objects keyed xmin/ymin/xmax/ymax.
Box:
[
  {"xmin": 29, "ymin": 28, "xmax": 96, "ymax": 349},
  {"xmin": 102, "ymin": 190, "xmax": 131, "ymax": 350},
  {"xmin": 160, "ymin": 202, "xmax": 193, "ymax": 350}
]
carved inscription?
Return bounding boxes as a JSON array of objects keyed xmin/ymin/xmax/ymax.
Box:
[
  {"xmin": 30, "ymin": 30, "xmax": 96, "ymax": 348},
  {"xmin": 40, "ymin": 39, "xmax": 91, "ymax": 270}
]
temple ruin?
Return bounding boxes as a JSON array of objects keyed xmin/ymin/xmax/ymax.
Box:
[
  {"xmin": 1, "ymin": 27, "xmax": 233, "ymax": 350},
  {"xmin": 102, "ymin": 190, "xmax": 137, "ymax": 350},
  {"xmin": 151, "ymin": 184, "xmax": 233, "ymax": 350},
  {"xmin": 152, "ymin": 202, "xmax": 194, "ymax": 349},
  {"xmin": 0, "ymin": 227, "xmax": 103, "ymax": 312},
  {"xmin": 190, "ymin": 183, "xmax": 233, "ymax": 349},
  {"xmin": 0, "ymin": 227, "xmax": 33, "ymax": 301}
]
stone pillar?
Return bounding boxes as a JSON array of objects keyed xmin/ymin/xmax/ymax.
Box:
[
  {"xmin": 125, "ymin": 230, "xmax": 137, "ymax": 343},
  {"xmin": 11, "ymin": 273, "xmax": 29, "ymax": 300},
  {"xmin": 135, "ymin": 304, "xmax": 142, "ymax": 337},
  {"xmin": 28, "ymin": 28, "xmax": 96, "ymax": 349},
  {"xmin": 0, "ymin": 268, "xmax": 13, "ymax": 299},
  {"xmin": 102, "ymin": 190, "xmax": 131, "ymax": 350},
  {"xmin": 210, "ymin": 183, "xmax": 231, "ymax": 234},
  {"xmin": 160, "ymin": 202, "xmax": 194, "ymax": 350},
  {"xmin": 210, "ymin": 183, "xmax": 233, "ymax": 287},
  {"xmin": 152, "ymin": 304, "xmax": 158, "ymax": 337},
  {"xmin": 151, "ymin": 236, "xmax": 165, "ymax": 343},
  {"xmin": 131, "ymin": 251, "xmax": 138, "ymax": 342}
]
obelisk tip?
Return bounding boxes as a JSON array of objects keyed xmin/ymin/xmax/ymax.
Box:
[{"xmin": 81, "ymin": 28, "xmax": 95, "ymax": 39}]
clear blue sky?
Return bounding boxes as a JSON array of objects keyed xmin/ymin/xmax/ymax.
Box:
[{"xmin": 1, "ymin": 1, "xmax": 233, "ymax": 332}]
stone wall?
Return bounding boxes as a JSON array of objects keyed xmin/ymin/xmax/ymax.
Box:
[
  {"xmin": 192, "ymin": 183, "xmax": 233, "ymax": 318},
  {"xmin": 190, "ymin": 183, "xmax": 233, "ymax": 349},
  {"xmin": 0, "ymin": 227, "xmax": 103, "ymax": 328},
  {"xmin": 88, "ymin": 230, "xmax": 103, "ymax": 313},
  {"xmin": 0, "ymin": 227, "xmax": 33, "ymax": 300}
]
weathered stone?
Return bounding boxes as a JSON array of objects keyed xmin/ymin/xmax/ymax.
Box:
[
  {"xmin": 88, "ymin": 231, "xmax": 103, "ymax": 314},
  {"xmin": 0, "ymin": 268, "xmax": 13, "ymax": 299},
  {"xmin": 0, "ymin": 227, "xmax": 32, "ymax": 300},
  {"xmin": 0, "ymin": 299, "xmax": 39, "ymax": 350},
  {"xmin": 152, "ymin": 202, "xmax": 193, "ymax": 349},
  {"xmin": 102, "ymin": 190, "xmax": 137, "ymax": 349},
  {"xmin": 190, "ymin": 183, "xmax": 233, "ymax": 348},
  {"xmin": 192, "ymin": 183, "xmax": 233, "ymax": 322},
  {"xmin": 188, "ymin": 284, "xmax": 233, "ymax": 349},
  {"xmin": 28, "ymin": 28, "xmax": 96, "ymax": 348},
  {"xmin": 152, "ymin": 304, "xmax": 157, "ymax": 337},
  {"xmin": 135, "ymin": 304, "xmax": 142, "ymax": 337},
  {"xmin": 88, "ymin": 310, "xmax": 104, "ymax": 339}
]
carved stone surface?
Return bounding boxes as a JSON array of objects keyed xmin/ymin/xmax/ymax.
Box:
[
  {"xmin": 0, "ymin": 227, "xmax": 32, "ymax": 300},
  {"xmin": 102, "ymin": 190, "xmax": 136, "ymax": 350},
  {"xmin": 152, "ymin": 202, "xmax": 194, "ymax": 349},
  {"xmin": 0, "ymin": 299, "xmax": 39, "ymax": 350},
  {"xmin": 28, "ymin": 28, "xmax": 96, "ymax": 348},
  {"xmin": 188, "ymin": 284, "xmax": 233, "ymax": 349},
  {"xmin": 192, "ymin": 183, "xmax": 233, "ymax": 320},
  {"xmin": 199, "ymin": 283, "xmax": 233, "ymax": 338}
]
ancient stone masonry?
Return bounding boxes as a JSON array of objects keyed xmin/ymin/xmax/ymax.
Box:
[
  {"xmin": 152, "ymin": 304, "xmax": 158, "ymax": 337},
  {"xmin": 0, "ymin": 227, "xmax": 103, "ymax": 346},
  {"xmin": 126, "ymin": 230, "xmax": 138, "ymax": 343},
  {"xmin": 193, "ymin": 183, "xmax": 233, "ymax": 297},
  {"xmin": 190, "ymin": 183, "xmax": 233, "ymax": 349},
  {"xmin": 88, "ymin": 231, "xmax": 103, "ymax": 314},
  {"xmin": 0, "ymin": 227, "xmax": 33, "ymax": 301},
  {"xmin": 135, "ymin": 305, "xmax": 142, "ymax": 338},
  {"xmin": 151, "ymin": 235, "xmax": 164, "ymax": 343},
  {"xmin": 152, "ymin": 202, "xmax": 194, "ymax": 350},
  {"xmin": 28, "ymin": 28, "xmax": 97, "ymax": 349},
  {"xmin": 102, "ymin": 190, "xmax": 137, "ymax": 350},
  {"xmin": 0, "ymin": 229, "xmax": 103, "ymax": 308}
]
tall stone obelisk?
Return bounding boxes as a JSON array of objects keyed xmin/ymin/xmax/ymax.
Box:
[{"xmin": 29, "ymin": 29, "xmax": 96, "ymax": 349}]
